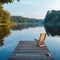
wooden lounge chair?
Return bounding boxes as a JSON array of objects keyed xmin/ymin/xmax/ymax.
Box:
[{"xmin": 34, "ymin": 33, "xmax": 46, "ymax": 47}]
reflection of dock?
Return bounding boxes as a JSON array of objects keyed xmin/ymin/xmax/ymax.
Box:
[{"xmin": 9, "ymin": 41, "xmax": 55, "ymax": 60}]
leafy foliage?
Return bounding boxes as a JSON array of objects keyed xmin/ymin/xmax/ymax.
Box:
[
  {"xmin": 0, "ymin": 0, "xmax": 20, "ymax": 23},
  {"xmin": 44, "ymin": 10, "xmax": 60, "ymax": 26},
  {"xmin": 2, "ymin": 10, "xmax": 11, "ymax": 23},
  {"xmin": 0, "ymin": 6, "xmax": 11, "ymax": 23}
]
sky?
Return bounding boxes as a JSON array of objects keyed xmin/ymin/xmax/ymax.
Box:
[{"xmin": 3, "ymin": 0, "xmax": 60, "ymax": 19}]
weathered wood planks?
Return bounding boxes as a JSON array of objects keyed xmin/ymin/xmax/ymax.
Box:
[{"xmin": 9, "ymin": 41, "xmax": 55, "ymax": 60}]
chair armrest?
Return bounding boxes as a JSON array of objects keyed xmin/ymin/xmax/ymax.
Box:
[
  {"xmin": 34, "ymin": 39, "xmax": 37, "ymax": 40},
  {"xmin": 34, "ymin": 39, "xmax": 39, "ymax": 42}
]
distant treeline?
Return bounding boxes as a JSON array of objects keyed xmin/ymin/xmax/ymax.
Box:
[{"xmin": 11, "ymin": 16, "xmax": 44, "ymax": 24}]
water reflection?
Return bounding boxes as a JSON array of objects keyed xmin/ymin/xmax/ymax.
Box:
[
  {"xmin": 11, "ymin": 23, "xmax": 42, "ymax": 30},
  {"xmin": 0, "ymin": 24, "xmax": 60, "ymax": 60},
  {"xmin": 0, "ymin": 25, "xmax": 11, "ymax": 46},
  {"xmin": 44, "ymin": 25, "xmax": 60, "ymax": 36},
  {"xmin": 44, "ymin": 25, "xmax": 60, "ymax": 60}
]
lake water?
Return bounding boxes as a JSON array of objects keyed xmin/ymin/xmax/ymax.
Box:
[{"xmin": 0, "ymin": 24, "xmax": 60, "ymax": 60}]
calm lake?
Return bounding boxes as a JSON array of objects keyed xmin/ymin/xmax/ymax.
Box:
[{"xmin": 0, "ymin": 24, "xmax": 60, "ymax": 60}]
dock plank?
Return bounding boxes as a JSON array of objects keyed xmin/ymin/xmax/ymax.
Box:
[{"xmin": 9, "ymin": 41, "xmax": 55, "ymax": 60}]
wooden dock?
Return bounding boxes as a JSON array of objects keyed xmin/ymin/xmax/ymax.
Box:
[{"xmin": 9, "ymin": 41, "xmax": 55, "ymax": 60}]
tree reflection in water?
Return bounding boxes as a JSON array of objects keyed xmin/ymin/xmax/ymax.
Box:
[
  {"xmin": 0, "ymin": 25, "xmax": 11, "ymax": 46},
  {"xmin": 11, "ymin": 23, "xmax": 41, "ymax": 30},
  {"xmin": 44, "ymin": 25, "xmax": 60, "ymax": 36}
]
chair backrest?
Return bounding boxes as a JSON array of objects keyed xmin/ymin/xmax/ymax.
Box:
[{"xmin": 39, "ymin": 33, "xmax": 46, "ymax": 42}]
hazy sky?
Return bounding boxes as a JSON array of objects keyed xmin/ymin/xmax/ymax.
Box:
[{"xmin": 3, "ymin": 0, "xmax": 60, "ymax": 19}]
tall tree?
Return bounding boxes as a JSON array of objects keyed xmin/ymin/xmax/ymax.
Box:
[
  {"xmin": 0, "ymin": 0, "xmax": 20, "ymax": 23},
  {"xmin": 44, "ymin": 10, "xmax": 60, "ymax": 26}
]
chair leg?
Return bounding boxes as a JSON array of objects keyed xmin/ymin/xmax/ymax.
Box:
[
  {"xmin": 35, "ymin": 39, "xmax": 46, "ymax": 47},
  {"xmin": 37, "ymin": 42, "xmax": 46, "ymax": 47},
  {"xmin": 39, "ymin": 44, "xmax": 46, "ymax": 47}
]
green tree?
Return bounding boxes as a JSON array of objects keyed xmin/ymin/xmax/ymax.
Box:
[
  {"xmin": 44, "ymin": 10, "xmax": 60, "ymax": 26},
  {"xmin": 0, "ymin": 5, "xmax": 11, "ymax": 23},
  {"xmin": 0, "ymin": 0, "xmax": 20, "ymax": 23},
  {"xmin": 0, "ymin": 5, "xmax": 4, "ymax": 23},
  {"xmin": 2, "ymin": 10, "xmax": 11, "ymax": 23}
]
